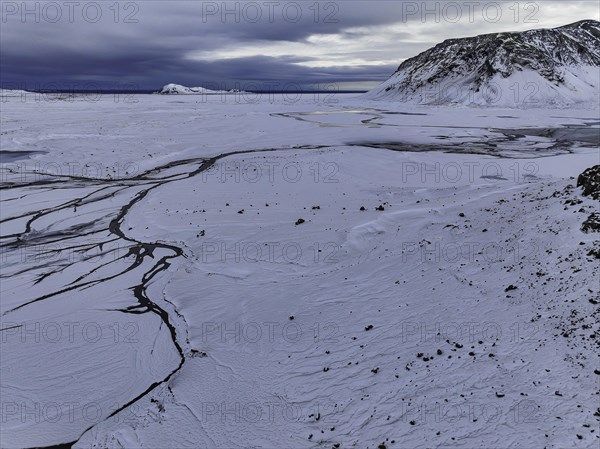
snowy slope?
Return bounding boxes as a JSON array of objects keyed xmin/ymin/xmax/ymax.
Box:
[{"xmin": 365, "ymin": 20, "xmax": 600, "ymax": 108}]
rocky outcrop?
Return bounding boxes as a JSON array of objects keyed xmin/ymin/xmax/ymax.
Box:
[{"xmin": 577, "ymin": 165, "xmax": 600, "ymax": 200}]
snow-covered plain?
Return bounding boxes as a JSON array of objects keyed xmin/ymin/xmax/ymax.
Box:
[{"xmin": 1, "ymin": 92, "xmax": 599, "ymax": 448}]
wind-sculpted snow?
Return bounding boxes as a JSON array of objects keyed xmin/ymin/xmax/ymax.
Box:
[
  {"xmin": 1, "ymin": 94, "xmax": 598, "ymax": 448},
  {"xmin": 0, "ymin": 141, "xmax": 327, "ymax": 447},
  {"xmin": 366, "ymin": 20, "xmax": 600, "ymax": 108},
  {"xmin": 1, "ymin": 159, "xmax": 192, "ymax": 447}
]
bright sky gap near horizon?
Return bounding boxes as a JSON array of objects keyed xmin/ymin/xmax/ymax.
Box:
[{"xmin": 1, "ymin": 1, "xmax": 599, "ymax": 90}]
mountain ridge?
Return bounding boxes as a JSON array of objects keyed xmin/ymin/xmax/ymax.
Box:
[
  {"xmin": 365, "ymin": 20, "xmax": 600, "ymax": 108},
  {"xmin": 158, "ymin": 83, "xmax": 245, "ymax": 95}
]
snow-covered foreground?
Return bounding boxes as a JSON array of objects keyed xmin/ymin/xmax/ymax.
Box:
[{"xmin": 1, "ymin": 94, "xmax": 599, "ymax": 448}]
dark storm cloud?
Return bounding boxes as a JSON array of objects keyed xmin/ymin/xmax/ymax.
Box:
[
  {"xmin": 0, "ymin": 0, "xmax": 411, "ymax": 89},
  {"xmin": 1, "ymin": 1, "xmax": 598, "ymax": 90},
  {"xmin": 1, "ymin": 45, "xmax": 397, "ymax": 91}
]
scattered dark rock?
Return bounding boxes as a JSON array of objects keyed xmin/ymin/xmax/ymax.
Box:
[
  {"xmin": 365, "ymin": 324, "xmax": 374, "ymax": 331},
  {"xmin": 190, "ymin": 349, "xmax": 207, "ymax": 358},
  {"xmin": 504, "ymin": 284, "xmax": 518, "ymax": 292},
  {"xmin": 295, "ymin": 218, "xmax": 305, "ymax": 225},
  {"xmin": 587, "ymin": 248, "xmax": 600, "ymax": 259},
  {"xmin": 150, "ymin": 398, "xmax": 165, "ymax": 412}
]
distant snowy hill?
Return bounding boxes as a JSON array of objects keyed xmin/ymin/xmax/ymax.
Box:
[
  {"xmin": 158, "ymin": 83, "xmax": 244, "ymax": 95},
  {"xmin": 0, "ymin": 88, "xmax": 30, "ymax": 97},
  {"xmin": 365, "ymin": 20, "xmax": 600, "ymax": 108}
]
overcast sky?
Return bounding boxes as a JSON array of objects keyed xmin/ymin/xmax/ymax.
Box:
[{"xmin": 1, "ymin": 1, "xmax": 598, "ymax": 90}]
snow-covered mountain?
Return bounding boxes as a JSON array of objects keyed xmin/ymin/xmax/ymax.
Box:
[
  {"xmin": 365, "ymin": 20, "xmax": 600, "ymax": 108},
  {"xmin": 158, "ymin": 83, "xmax": 243, "ymax": 95}
]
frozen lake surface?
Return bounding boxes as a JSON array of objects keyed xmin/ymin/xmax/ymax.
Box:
[{"xmin": 1, "ymin": 93, "xmax": 598, "ymax": 448}]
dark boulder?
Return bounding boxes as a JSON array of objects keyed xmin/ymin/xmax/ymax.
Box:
[
  {"xmin": 577, "ymin": 165, "xmax": 600, "ymax": 200},
  {"xmin": 582, "ymin": 213, "xmax": 600, "ymax": 233}
]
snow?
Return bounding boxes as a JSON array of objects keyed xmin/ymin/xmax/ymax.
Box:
[
  {"xmin": 1, "ymin": 93, "xmax": 599, "ymax": 448},
  {"xmin": 159, "ymin": 83, "xmax": 245, "ymax": 95},
  {"xmin": 0, "ymin": 89, "xmax": 31, "ymax": 99},
  {"xmin": 365, "ymin": 65, "xmax": 600, "ymax": 109},
  {"xmin": 365, "ymin": 20, "xmax": 600, "ymax": 109}
]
